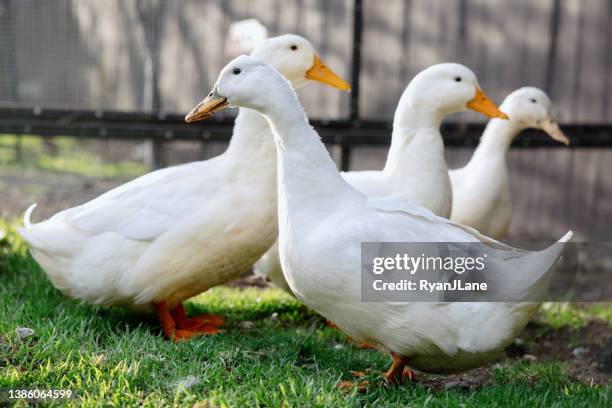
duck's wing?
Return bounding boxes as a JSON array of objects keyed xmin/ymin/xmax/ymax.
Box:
[
  {"xmin": 369, "ymin": 196, "xmax": 572, "ymax": 302},
  {"xmin": 369, "ymin": 196, "xmax": 516, "ymax": 247},
  {"xmin": 62, "ymin": 159, "xmax": 224, "ymax": 241}
]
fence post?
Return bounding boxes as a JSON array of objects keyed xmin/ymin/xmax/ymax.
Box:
[
  {"xmin": 151, "ymin": 139, "xmax": 163, "ymax": 170},
  {"xmin": 350, "ymin": 0, "xmax": 363, "ymax": 123},
  {"xmin": 14, "ymin": 134, "xmax": 22, "ymax": 163},
  {"xmin": 545, "ymin": 0, "xmax": 561, "ymax": 96},
  {"xmin": 340, "ymin": 0, "xmax": 363, "ymax": 171},
  {"xmin": 341, "ymin": 145, "xmax": 351, "ymax": 171}
]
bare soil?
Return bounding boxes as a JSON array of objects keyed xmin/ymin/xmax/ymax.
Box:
[{"xmin": 419, "ymin": 319, "xmax": 611, "ymax": 391}]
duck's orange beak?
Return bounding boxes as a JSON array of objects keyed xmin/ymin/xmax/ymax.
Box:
[
  {"xmin": 467, "ymin": 87, "xmax": 509, "ymax": 119},
  {"xmin": 305, "ymin": 55, "xmax": 351, "ymax": 92}
]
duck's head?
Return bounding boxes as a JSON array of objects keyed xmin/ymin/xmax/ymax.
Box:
[
  {"xmin": 250, "ymin": 34, "xmax": 350, "ymax": 91},
  {"xmin": 498, "ymin": 87, "xmax": 569, "ymax": 145},
  {"xmin": 401, "ymin": 63, "xmax": 508, "ymax": 120},
  {"xmin": 185, "ymin": 55, "xmax": 291, "ymax": 121}
]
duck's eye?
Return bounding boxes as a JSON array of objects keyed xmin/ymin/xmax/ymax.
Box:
[
  {"xmin": 530, "ymin": 98, "xmax": 537, "ymax": 103},
  {"xmin": 290, "ymin": 44, "xmax": 298, "ymax": 51},
  {"xmin": 232, "ymin": 67, "xmax": 241, "ymax": 75},
  {"xmin": 454, "ymin": 76, "xmax": 462, "ymax": 82}
]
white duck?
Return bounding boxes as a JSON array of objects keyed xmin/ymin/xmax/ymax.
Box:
[
  {"xmin": 187, "ymin": 56, "xmax": 572, "ymax": 382},
  {"xmin": 450, "ymin": 87, "xmax": 569, "ymax": 239},
  {"xmin": 19, "ymin": 34, "xmax": 350, "ymax": 341},
  {"xmin": 256, "ymin": 63, "xmax": 508, "ymax": 292}
]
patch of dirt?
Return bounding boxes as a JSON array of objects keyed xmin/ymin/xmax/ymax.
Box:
[
  {"xmin": 419, "ymin": 367, "xmax": 493, "ymax": 392},
  {"xmin": 521, "ymin": 319, "xmax": 611, "ymax": 386},
  {"xmin": 416, "ymin": 319, "xmax": 611, "ymax": 391}
]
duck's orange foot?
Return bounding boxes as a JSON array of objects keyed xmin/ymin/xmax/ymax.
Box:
[
  {"xmin": 171, "ymin": 304, "xmax": 225, "ymax": 330},
  {"xmin": 403, "ymin": 366, "xmax": 415, "ymax": 381},
  {"xmin": 357, "ymin": 342, "xmax": 376, "ymax": 350},
  {"xmin": 154, "ymin": 301, "xmax": 224, "ymax": 341},
  {"xmin": 178, "ymin": 313, "xmax": 225, "ymax": 329},
  {"xmin": 338, "ymin": 380, "xmax": 369, "ymax": 393},
  {"xmin": 338, "ymin": 370, "xmax": 373, "ymax": 393},
  {"xmin": 385, "ymin": 352, "xmax": 408, "ymax": 385},
  {"xmin": 326, "ymin": 320, "xmax": 338, "ymax": 329},
  {"xmin": 172, "ymin": 325, "xmax": 223, "ymax": 341}
]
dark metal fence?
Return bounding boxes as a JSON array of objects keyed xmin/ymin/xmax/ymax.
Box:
[
  {"xmin": 1, "ymin": 0, "xmax": 611, "ymax": 170},
  {"xmin": 1, "ymin": 0, "xmax": 611, "ymax": 240}
]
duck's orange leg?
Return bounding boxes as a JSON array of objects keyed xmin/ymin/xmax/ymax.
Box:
[
  {"xmin": 170, "ymin": 303, "xmax": 225, "ymax": 329},
  {"xmin": 385, "ymin": 352, "xmax": 408, "ymax": 385},
  {"xmin": 154, "ymin": 301, "xmax": 221, "ymax": 341},
  {"xmin": 403, "ymin": 366, "xmax": 415, "ymax": 381},
  {"xmin": 338, "ymin": 352, "xmax": 413, "ymax": 391},
  {"xmin": 326, "ymin": 320, "xmax": 338, "ymax": 329}
]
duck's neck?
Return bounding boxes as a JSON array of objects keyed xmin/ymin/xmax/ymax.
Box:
[
  {"xmin": 383, "ymin": 99, "xmax": 447, "ymax": 175},
  {"xmin": 225, "ymin": 108, "xmax": 276, "ymax": 162},
  {"xmin": 469, "ymin": 118, "xmax": 523, "ymax": 164},
  {"xmin": 262, "ymin": 92, "xmax": 360, "ymax": 222}
]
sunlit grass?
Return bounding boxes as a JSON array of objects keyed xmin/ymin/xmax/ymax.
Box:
[
  {"xmin": 538, "ymin": 302, "xmax": 612, "ymax": 329},
  {"xmin": 0, "ymin": 134, "xmax": 146, "ymax": 179}
]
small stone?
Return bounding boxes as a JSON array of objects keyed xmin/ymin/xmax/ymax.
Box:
[
  {"xmin": 239, "ymin": 321, "xmax": 254, "ymax": 330},
  {"xmin": 15, "ymin": 327, "xmax": 35, "ymax": 340},
  {"xmin": 444, "ymin": 381, "xmax": 462, "ymax": 390},
  {"xmin": 269, "ymin": 312, "xmax": 278, "ymax": 321},
  {"xmin": 522, "ymin": 354, "xmax": 537, "ymax": 362},
  {"xmin": 572, "ymin": 347, "xmax": 589, "ymax": 358},
  {"xmin": 174, "ymin": 375, "xmax": 199, "ymax": 391}
]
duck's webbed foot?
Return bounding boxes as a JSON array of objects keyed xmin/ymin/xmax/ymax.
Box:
[
  {"xmin": 385, "ymin": 352, "xmax": 409, "ymax": 385},
  {"xmin": 402, "ymin": 366, "xmax": 415, "ymax": 381},
  {"xmin": 338, "ymin": 370, "xmax": 370, "ymax": 393},
  {"xmin": 170, "ymin": 303, "xmax": 225, "ymax": 329},
  {"xmin": 154, "ymin": 301, "xmax": 224, "ymax": 341},
  {"xmin": 338, "ymin": 357, "xmax": 414, "ymax": 393}
]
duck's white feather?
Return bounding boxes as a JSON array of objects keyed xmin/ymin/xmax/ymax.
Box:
[
  {"xmin": 234, "ymin": 57, "xmax": 572, "ymax": 373},
  {"xmin": 450, "ymin": 87, "xmax": 566, "ymax": 239},
  {"xmin": 19, "ymin": 34, "xmax": 343, "ymax": 314},
  {"xmin": 20, "ymin": 108, "xmax": 278, "ymax": 313},
  {"xmin": 449, "ymin": 120, "xmax": 513, "ymax": 239},
  {"xmin": 257, "ymin": 63, "xmax": 486, "ymax": 290},
  {"xmin": 284, "ymin": 193, "xmax": 569, "ymax": 373}
]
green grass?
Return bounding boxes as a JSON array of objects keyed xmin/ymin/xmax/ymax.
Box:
[
  {"xmin": 0, "ymin": 222, "xmax": 610, "ymax": 407},
  {"xmin": 538, "ymin": 302, "xmax": 612, "ymax": 329},
  {"xmin": 0, "ymin": 135, "xmax": 146, "ymax": 179}
]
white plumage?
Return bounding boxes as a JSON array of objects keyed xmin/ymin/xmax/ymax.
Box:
[
  {"xmin": 257, "ymin": 63, "xmax": 508, "ymax": 292},
  {"xmin": 19, "ymin": 34, "xmax": 350, "ymax": 340},
  {"xmin": 450, "ymin": 87, "xmax": 569, "ymax": 238},
  {"xmin": 189, "ymin": 56, "xmax": 572, "ymax": 377}
]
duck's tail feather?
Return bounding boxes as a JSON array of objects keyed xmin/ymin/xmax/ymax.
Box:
[
  {"xmin": 518, "ymin": 230, "xmax": 574, "ymax": 302},
  {"xmin": 23, "ymin": 203, "xmax": 38, "ymax": 229},
  {"xmin": 559, "ymin": 230, "xmax": 573, "ymax": 243}
]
